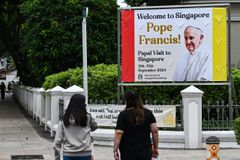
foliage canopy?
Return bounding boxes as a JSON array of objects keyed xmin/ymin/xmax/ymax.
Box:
[
  {"xmin": 0, "ymin": 0, "xmax": 188, "ymax": 86},
  {"xmin": 19, "ymin": 0, "xmax": 118, "ymax": 86}
]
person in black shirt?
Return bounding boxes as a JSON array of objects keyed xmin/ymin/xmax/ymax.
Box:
[{"xmin": 113, "ymin": 91, "xmax": 159, "ymax": 160}]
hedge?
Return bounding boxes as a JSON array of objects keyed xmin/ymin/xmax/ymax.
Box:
[
  {"xmin": 43, "ymin": 64, "xmax": 118, "ymax": 102},
  {"xmin": 43, "ymin": 64, "xmax": 240, "ymax": 104}
]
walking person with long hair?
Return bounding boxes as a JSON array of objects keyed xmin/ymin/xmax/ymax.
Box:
[
  {"xmin": 53, "ymin": 94, "xmax": 98, "ymax": 160},
  {"xmin": 113, "ymin": 91, "xmax": 159, "ymax": 160}
]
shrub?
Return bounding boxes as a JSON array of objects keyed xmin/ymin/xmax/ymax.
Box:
[
  {"xmin": 43, "ymin": 64, "xmax": 118, "ymax": 102},
  {"xmin": 43, "ymin": 68, "xmax": 78, "ymax": 89},
  {"xmin": 234, "ymin": 117, "xmax": 240, "ymax": 144},
  {"xmin": 42, "ymin": 65, "xmax": 240, "ymax": 104}
]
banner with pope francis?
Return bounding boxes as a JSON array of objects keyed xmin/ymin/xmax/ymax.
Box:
[{"xmin": 120, "ymin": 7, "xmax": 227, "ymax": 82}]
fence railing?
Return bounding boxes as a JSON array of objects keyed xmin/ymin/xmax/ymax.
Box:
[
  {"xmin": 175, "ymin": 104, "xmax": 183, "ymax": 131},
  {"xmin": 202, "ymin": 103, "xmax": 240, "ymax": 130},
  {"xmin": 13, "ymin": 84, "xmax": 240, "ymax": 149},
  {"xmin": 59, "ymin": 98, "xmax": 64, "ymax": 120}
]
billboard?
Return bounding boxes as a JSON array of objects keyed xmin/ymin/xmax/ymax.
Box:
[{"xmin": 120, "ymin": 7, "xmax": 227, "ymax": 82}]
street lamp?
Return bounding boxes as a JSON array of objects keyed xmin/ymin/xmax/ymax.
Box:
[{"xmin": 82, "ymin": 7, "xmax": 88, "ymax": 105}]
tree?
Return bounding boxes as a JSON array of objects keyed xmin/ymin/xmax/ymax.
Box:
[
  {"xmin": 125, "ymin": 0, "xmax": 187, "ymax": 6},
  {"xmin": 0, "ymin": 0, "xmax": 119, "ymax": 86},
  {"xmin": 146, "ymin": 0, "xmax": 186, "ymax": 5},
  {"xmin": 1, "ymin": 0, "xmax": 187, "ymax": 87},
  {"xmin": 19, "ymin": 0, "xmax": 118, "ymax": 86},
  {"xmin": 0, "ymin": 0, "xmax": 37, "ymax": 85}
]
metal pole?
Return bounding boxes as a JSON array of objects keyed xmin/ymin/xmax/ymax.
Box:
[
  {"xmin": 82, "ymin": 8, "xmax": 88, "ymax": 105},
  {"xmin": 117, "ymin": 8, "xmax": 121, "ymax": 104},
  {"xmin": 227, "ymin": 5, "xmax": 232, "ymax": 105}
]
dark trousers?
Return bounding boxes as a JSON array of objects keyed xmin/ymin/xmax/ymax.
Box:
[
  {"xmin": 63, "ymin": 155, "xmax": 92, "ymax": 160},
  {"xmin": 120, "ymin": 149, "xmax": 152, "ymax": 160},
  {"xmin": 1, "ymin": 91, "xmax": 5, "ymax": 100}
]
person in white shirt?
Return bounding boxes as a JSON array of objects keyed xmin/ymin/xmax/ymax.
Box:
[
  {"xmin": 173, "ymin": 26, "xmax": 212, "ymax": 81},
  {"xmin": 53, "ymin": 94, "xmax": 98, "ymax": 160}
]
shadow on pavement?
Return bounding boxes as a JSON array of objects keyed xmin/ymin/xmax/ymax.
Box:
[{"xmin": 13, "ymin": 95, "xmax": 54, "ymax": 142}]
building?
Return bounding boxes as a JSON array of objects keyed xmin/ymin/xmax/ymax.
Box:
[{"xmin": 0, "ymin": 57, "xmax": 19, "ymax": 84}]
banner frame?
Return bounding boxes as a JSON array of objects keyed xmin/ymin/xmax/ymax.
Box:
[{"xmin": 117, "ymin": 3, "xmax": 232, "ymax": 104}]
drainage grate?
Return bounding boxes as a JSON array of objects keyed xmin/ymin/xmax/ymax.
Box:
[{"xmin": 11, "ymin": 155, "xmax": 44, "ymax": 160}]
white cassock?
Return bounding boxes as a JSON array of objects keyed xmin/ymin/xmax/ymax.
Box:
[{"xmin": 172, "ymin": 45, "xmax": 212, "ymax": 81}]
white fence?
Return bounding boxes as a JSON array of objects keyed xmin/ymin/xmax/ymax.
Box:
[{"xmin": 13, "ymin": 85, "xmax": 239, "ymax": 149}]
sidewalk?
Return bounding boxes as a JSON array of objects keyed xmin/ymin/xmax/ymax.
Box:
[
  {"xmin": 0, "ymin": 94, "xmax": 239, "ymax": 160},
  {"xmin": 93, "ymin": 146, "xmax": 240, "ymax": 160},
  {"xmin": 0, "ymin": 94, "xmax": 54, "ymax": 160}
]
